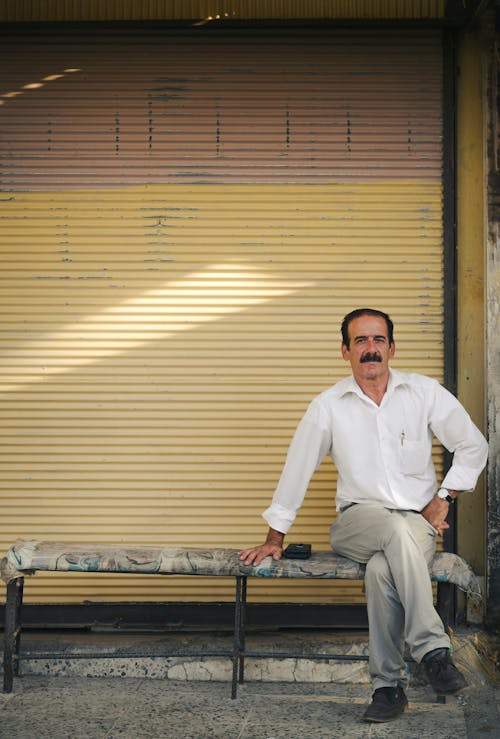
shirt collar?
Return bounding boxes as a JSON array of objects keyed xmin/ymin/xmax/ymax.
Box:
[{"xmin": 339, "ymin": 368, "xmax": 409, "ymax": 400}]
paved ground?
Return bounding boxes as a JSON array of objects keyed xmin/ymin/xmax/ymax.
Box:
[
  {"xmin": 0, "ymin": 628, "xmax": 498, "ymax": 738},
  {"xmin": 1, "ymin": 676, "xmax": 496, "ymax": 739}
]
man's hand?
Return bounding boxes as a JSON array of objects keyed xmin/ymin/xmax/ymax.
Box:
[
  {"xmin": 239, "ymin": 527, "xmax": 284, "ymax": 566},
  {"xmin": 421, "ymin": 492, "xmax": 456, "ymax": 536}
]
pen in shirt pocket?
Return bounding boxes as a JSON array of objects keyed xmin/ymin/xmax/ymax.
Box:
[{"xmin": 400, "ymin": 430, "xmax": 405, "ymax": 446}]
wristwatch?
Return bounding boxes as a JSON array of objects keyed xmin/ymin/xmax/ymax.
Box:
[{"xmin": 437, "ymin": 488, "xmax": 455, "ymax": 503}]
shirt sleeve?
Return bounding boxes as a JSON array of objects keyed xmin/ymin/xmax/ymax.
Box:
[
  {"xmin": 262, "ymin": 399, "xmax": 332, "ymax": 533},
  {"xmin": 428, "ymin": 381, "xmax": 488, "ymax": 493}
]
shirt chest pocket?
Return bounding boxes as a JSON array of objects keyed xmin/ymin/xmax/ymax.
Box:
[{"xmin": 399, "ymin": 438, "xmax": 428, "ymax": 476}]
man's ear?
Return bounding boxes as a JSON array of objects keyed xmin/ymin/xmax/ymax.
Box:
[
  {"xmin": 389, "ymin": 341, "xmax": 396, "ymax": 358},
  {"xmin": 341, "ymin": 343, "xmax": 349, "ymax": 361}
]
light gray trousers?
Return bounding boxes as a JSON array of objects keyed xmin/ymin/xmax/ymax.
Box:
[{"xmin": 330, "ymin": 504, "xmax": 450, "ymax": 690}]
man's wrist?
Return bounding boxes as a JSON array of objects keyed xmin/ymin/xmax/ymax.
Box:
[
  {"xmin": 437, "ymin": 487, "xmax": 456, "ymax": 503},
  {"xmin": 266, "ymin": 528, "xmax": 285, "ymax": 546}
]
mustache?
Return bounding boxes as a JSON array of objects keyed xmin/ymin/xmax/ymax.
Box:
[{"xmin": 360, "ymin": 352, "xmax": 382, "ymax": 363}]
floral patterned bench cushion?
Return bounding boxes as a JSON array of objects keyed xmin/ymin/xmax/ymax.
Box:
[{"xmin": 0, "ymin": 539, "xmax": 481, "ymax": 601}]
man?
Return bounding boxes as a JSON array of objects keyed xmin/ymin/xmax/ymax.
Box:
[{"xmin": 239, "ymin": 308, "xmax": 488, "ymax": 723}]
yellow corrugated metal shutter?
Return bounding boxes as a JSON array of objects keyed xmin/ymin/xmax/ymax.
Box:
[
  {"xmin": 0, "ymin": 30, "xmax": 444, "ymax": 604},
  {"xmin": 0, "ymin": 0, "xmax": 448, "ymax": 23}
]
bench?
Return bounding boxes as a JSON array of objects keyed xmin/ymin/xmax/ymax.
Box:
[{"xmin": 1, "ymin": 539, "xmax": 481, "ymax": 698}]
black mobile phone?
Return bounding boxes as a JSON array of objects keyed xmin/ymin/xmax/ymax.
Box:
[{"xmin": 283, "ymin": 543, "xmax": 312, "ymax": 560}]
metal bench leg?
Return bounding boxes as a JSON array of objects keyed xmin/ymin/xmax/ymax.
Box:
[
  {"xmin": 435, "ymin": 581, "xmax": 454, "ymax": 704},
  {"xmin": 231, "ymin": 575, "xmax": 246, "ymax": 699},
  {"xmin": 3, "ymin": 577, "xmax": 24, "ymax": 693},
  {"xmin": 436, "ymin": 581, "xmax": 454, "ymax": 632},
  {"xmin": 238, "ymin": 576, "xmax": 247, "ymax": 686}
]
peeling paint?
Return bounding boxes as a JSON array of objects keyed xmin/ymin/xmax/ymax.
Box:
[
  {"xmin": 34, "ymin": 274, "xmax": 71, "ymax": 280},
  {"xmin": 76, "ymin": 275, "xmax": 112, "ymax": 280},
  {"xmin": 143, "ymin": 258, "xmax": 174, "ymax": 263}
]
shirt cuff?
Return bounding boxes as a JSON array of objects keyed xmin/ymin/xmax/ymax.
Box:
[
  {"xmin": 441, "ymin": 466, "xmax": 479, "ymax": 494},
  {"xmin": 262, "ymin": 502, "xmax": 297, "ymax": 534}
]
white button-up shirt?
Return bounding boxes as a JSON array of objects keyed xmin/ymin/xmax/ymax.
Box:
[{"xmin": 263, "ymin": 369, "xmax": 488, "ymax": 534}]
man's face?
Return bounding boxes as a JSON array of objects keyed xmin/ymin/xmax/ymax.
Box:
[{"xmin": 341, "ymin": 315, "xmax": 395, "ymax": 383}]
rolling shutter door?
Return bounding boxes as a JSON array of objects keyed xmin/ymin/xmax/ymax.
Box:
[{"xmin": 0, "ymin": 29, "xmax": 444, "ymax": 604}]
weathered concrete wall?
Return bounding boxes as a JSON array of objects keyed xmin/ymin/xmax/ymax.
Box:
[
  {"xmin": 486, "ymin": 13, "xmax": 500, "ymax": 628},
  {"xmin": 487, "ymin": 214, "xmax": 500, "ymax": 626}
]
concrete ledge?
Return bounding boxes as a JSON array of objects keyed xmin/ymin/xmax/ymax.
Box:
[
  {"xmin": 1, "ymin": 629, "xmax": 372, "ymax": 683},
  {"xmin": 1, "ymin": 628, "xmax": 487, "ymax": 686}
]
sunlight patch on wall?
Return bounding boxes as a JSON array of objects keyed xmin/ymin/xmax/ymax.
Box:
[{"xmin": 0, "ymin": 263, "xmax": 311, "ymax": 392}]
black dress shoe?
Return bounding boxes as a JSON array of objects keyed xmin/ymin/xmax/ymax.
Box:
[
  {"xmin": 362, "ymin": 686, "xmax": 408, "ymax": 723},
  {"xmin": 423, "ymin": 648, "xmax": 467, "ymax": 694}
]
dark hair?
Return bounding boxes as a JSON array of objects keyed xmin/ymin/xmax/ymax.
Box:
[{"xmin": 341, "ymin": 308, "xmax": 394, "ymax": 349}]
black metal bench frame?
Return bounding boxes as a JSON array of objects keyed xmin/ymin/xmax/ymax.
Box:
[{"xmin": 3, "ymin": 571, "xmax": 453, "ymax": 699}]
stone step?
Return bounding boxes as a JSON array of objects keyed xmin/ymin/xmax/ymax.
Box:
[
  {"xmin": 4, "ymin": 629, "xmax": 372, "ymax": 683},
  {"xmin": 1, "ymin": 628, "xmax": 486, "ymax": 688}
]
